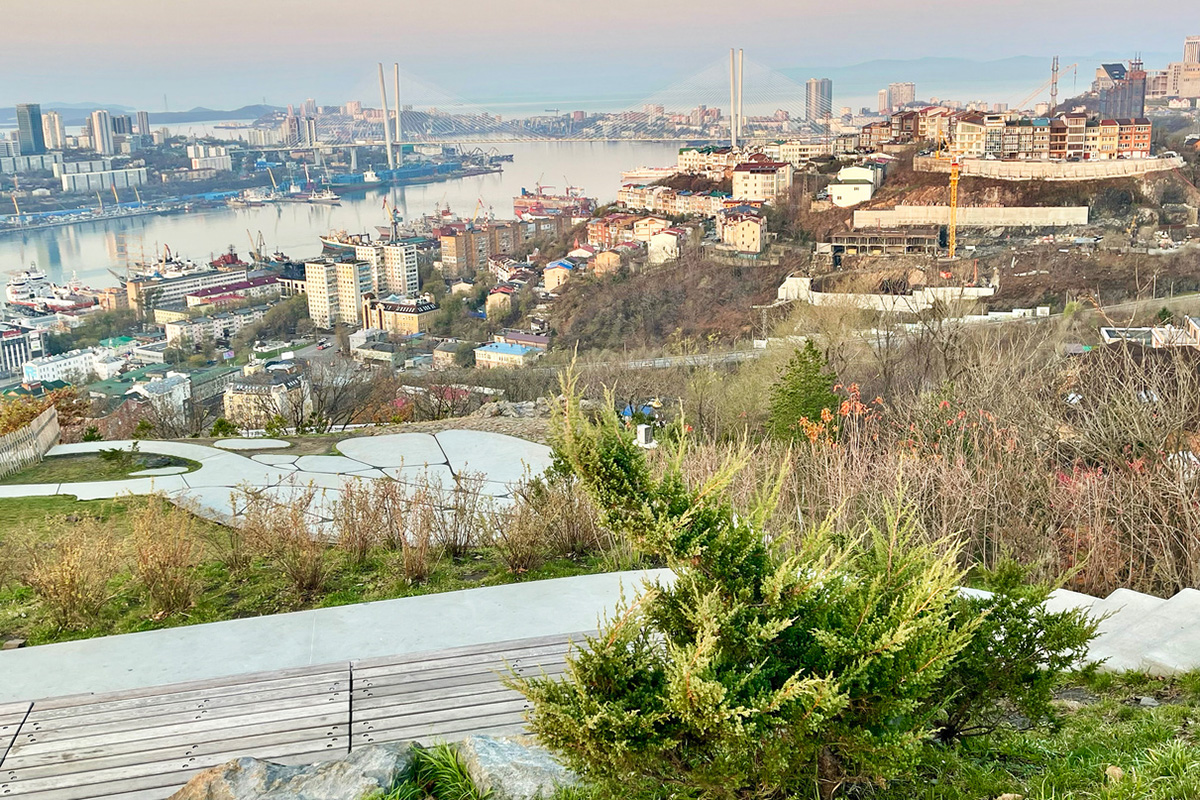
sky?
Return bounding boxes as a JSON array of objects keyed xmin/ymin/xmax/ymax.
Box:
[{"xmin": 2, "ymin": 0, "xmax": 1196, "ymax": 112}]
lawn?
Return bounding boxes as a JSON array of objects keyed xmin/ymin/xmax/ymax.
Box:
[
  {"xmin": 0, "ymin": 494, "xmax": 610, "ymax": 647},
  {"xmin": 0, "ymin": 453, "xmax": 199, "ymax": 485}
]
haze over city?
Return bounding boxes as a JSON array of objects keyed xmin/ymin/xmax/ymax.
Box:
[{"xmin": 0, "ymin": 0, "xmax": 1191, "ymax": 109}]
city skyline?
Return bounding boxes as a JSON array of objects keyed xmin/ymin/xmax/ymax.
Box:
[{"xmin": 1, "ymin": 0, "xmax": 1194, "ymax": 110}]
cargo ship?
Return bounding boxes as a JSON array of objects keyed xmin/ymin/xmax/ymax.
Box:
[{"xmin": 513, "ymin": 185, "xmax": 595, "ymax": 218}]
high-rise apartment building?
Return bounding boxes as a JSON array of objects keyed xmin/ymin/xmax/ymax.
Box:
[
  {"xmin": 40, "ymin": 110, "xmax": 64, "ymax": 150},
  {"xmin": 1099, "ymin": 60, "xmax": 1147, "ymax": 119},
  {"xmin": 90, "ymin": 110, "xmax": 114, "ymax": 155},
  {"xmin": 111, "ymin": 115, "xmax": 133, "ymax": 135},
  {"xmin": 1185, "ymin": 35, "xmax": 1200, "ymax": 64},
  {"xmin": 352, "ymin": 242, "xmax": 420, "ymax": 297},
  {"xmin": 136, "ymin": 110, "xmax": 151, "ymax": 136},
  {"xmin": 304, "ymin": 260, "xmax": 372, "ymax": 327},
  {"xmin": 888, "ymin": 82, "xmax": 917, "ymax": 109},
  {"xmin": 15, "ymin": 104, "xmax": 46, "ymax": 155},
  {"xmin": 878, "ymin": 89, "xmax": 890, "ymax": 114},
  {"xmin": 805, "ymin": 78, "xmax": 833, "ymax": 123}
]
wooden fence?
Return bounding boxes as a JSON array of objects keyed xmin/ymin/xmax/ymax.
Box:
[{"xmin": 0, "ymin": 406, "xmax": 60, "ymax": 480}]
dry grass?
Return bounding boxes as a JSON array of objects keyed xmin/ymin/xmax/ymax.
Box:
[
  {"xmin": 18, "ymin": 518, "xmax": 122, "ymax": 628},
  {"xmin": 129, "ymin": 495, "xmax": 200, "ymax": 614}
]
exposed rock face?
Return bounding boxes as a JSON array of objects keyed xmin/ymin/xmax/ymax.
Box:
[
  {"xmin": 457, "ymin": 735, "xmax": 578, "ymax": 800},
  {"xmin": 167, "ymin": 742, "xmax": 412, "ymax": 800}
]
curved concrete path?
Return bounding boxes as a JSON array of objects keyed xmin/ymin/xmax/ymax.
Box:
[{"xmin": 0, "ymin": 431, "xmax": 553, "ymax": 527}]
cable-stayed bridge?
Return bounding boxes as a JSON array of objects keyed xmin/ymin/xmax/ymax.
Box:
[{"xmin": 250, "ymin": 54, "xmax": 837, "ymax": 151}]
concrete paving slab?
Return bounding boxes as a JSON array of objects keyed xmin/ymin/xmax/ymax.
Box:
[
  {"xmin": 172, "ymin": 487, "xmax": 241, "ymax": 525},
  {"xmin": 0, "ymin": 483, "xmax": 62, "ymax": 498},
  {"xmin": 1141, "ymin": 591, "xmax": 1200, "ymax": 675},
  {"xmin": 1044, "ymin": 588, "xmax": 1098, "ymax": 615},
  {"xmin": 128, "ymin": 466, "xmax": 190, "ymax": 476},
  {"xmin": 213, "ymin": 438, "xmax": 292, "ymax": 450},
  {"xmin": 294, "ymin": 455, "xmax": 373, "ymax": 474},
  {"xmin": 337, "ymin": 433, "xmax": 447, "ymax": 468},
  {"xmin": 1089, "ymin": 588, "xmax": 1166, "ymax": 637},
  {"xmin": 252, "ymin": 454, "xmax": 299, "ymax": 466},
  {"xmin": 0, "ymin": 569, "xmax": 674, "ymax": 703},
  {"xmin": 434, "ymin": 430, "xmax": 550, "ymax": 486},
  {"xmin": 381, "ymin": 464, "xmax": 456, "ymax": 486},
  {"xmin": 48, "ymin": 440, "xmax": 220, "ymax": 462},
  {"xmin": 65, "ymin": 475, "xmax": 191, "ymax": 500},
  {"xmin": 344, "ymin": 468, "xmax": 387, "ymax": 479}
]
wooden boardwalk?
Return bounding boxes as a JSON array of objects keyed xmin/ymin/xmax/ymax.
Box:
[{"xmin": 0, "ymin": 633, "xmax": 582, "ymax": 800}]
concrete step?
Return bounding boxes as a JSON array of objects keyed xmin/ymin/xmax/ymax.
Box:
[
  {"xmin": 1137, "ymin": 588, "xmax": 1200, "ymax": 676},
  {"xmin": 1090, "ymin": 588, "xmax": 1200, "ymax": 673},
  {"xmin": 1089, "ymin": 588, "xmax": 1168, "ymax": 638},
  {"xmin": 1044, "ymin": 588, "xmax": 1100, "ymax": 615}
]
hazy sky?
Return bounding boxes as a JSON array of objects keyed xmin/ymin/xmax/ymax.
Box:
[{"xmin": 3, "ymin": 0, "xmax": 1196, "ymax": 110}]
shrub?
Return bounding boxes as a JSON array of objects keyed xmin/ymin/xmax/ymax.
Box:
[
  {"xmin": 209, "ymin": 417, "xmax": 238, "ymax": 437},
  {"xmin": 239, "ymin": 482, "xmax": 329, "ymax": 597},
  {"xmin": 768, "ymin": 340, "xmax": 840, "ymax": 442},
  {"xmin": 82, "ymin": 426, "xmax": 103, "ymax": 442},
  {"xmin": 936, "ymin": 560, "xmax": 1098, "ymax": 741},
  {"xmin": 429, "ymin": 472, "xmax": 486, "ymax": 558},
  {"xmin": 511, "ymin": 373, "xmax": 976, "ymax": 800},
  {"xmin": 20, "ymin": 518, "xmax": 122, "ymax": 629},
  {"xmin": 130, "ymin": 496, "xmax": 200, "ymax": 614},
  {"xmin": 331, "ymin": 478, "xmax": 384, "ymax": 566}
]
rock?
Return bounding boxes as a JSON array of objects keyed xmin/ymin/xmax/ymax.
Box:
[
  {"xmin": 167, "ymin": 742, "xmax": 414, "ymax": 800},
  {"xmin": 1138, "ymin": 696, "xmax": 1160, "ymax": 707},
  {"xmin": 457, "ymin": 735, "xmax": 577, "ymax": 800},
  {"xmin": 1, "ymin": 639, "xmax": 26, "ymax": 650},
  {"xmin": 1106, "ymin": 764, "xmax": 1125, "ymax": 783}
]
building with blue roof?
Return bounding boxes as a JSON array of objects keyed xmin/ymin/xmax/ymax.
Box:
[{"xmin": 474, "ymin": 341, "xmax": 537, "ymax": 370}]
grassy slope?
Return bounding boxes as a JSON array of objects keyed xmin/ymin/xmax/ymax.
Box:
[
  {"xmin": 0, "ymin": 496, "xmax": 607, "ymax": 647},
  {"xmin": 0, "ymin": 454, "xmax": 199, "ymax": 485}
]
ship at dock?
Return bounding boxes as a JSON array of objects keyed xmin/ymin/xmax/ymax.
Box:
[
  {"xmin": 513, "ymin": 184, "xmax": 596, "ymax": 218},
  {"xmin": 5, "ymin": 267, "xmax": 98, "ymax": 312}
]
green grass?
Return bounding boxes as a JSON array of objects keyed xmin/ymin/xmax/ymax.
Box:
[
  {"xmin": 0, "ymin": 453, "xmax": 199, "ymax": 485},
  {"xmin": 0, "ymin": 495, "xmax": 609, "ymax": 647},
  {"xmin": 376, "ymin": 744, "xmax": 488, "ymax": 800}
]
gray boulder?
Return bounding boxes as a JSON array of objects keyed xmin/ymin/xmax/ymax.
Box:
[
  {"xmin": 167, "ymin": 742, "xmax": 413, "ymax": 800},
  {"xmin": 457, "ymin": 735, "xmax": 578, "ymax": 800}
]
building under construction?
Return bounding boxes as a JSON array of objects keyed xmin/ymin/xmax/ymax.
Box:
[{"xmin": 828, "ymin": 226, "xmax": 940, "ymax": 256}]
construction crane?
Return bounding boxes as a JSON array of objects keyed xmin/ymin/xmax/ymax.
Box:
[
  {"xmin": 133, "ymin": 186, "xmax": 143, "ymax": 206},
  {"xmin": 948, "ymin": 155, "xmax": 961, "ymax": 260},
  {"xmin": 266, "ymin": 167, "xmax": 279, "ymax": 192},
  {"xmin": 97, "ymin": 192, "xmax": 104, "ymax": 212},
  {"xmin": 112, "ymin": 185, "xmax": 120, "ymax": 205},
  {"xmin": 1012, "ymin": 60, "xmax": 1077, "ymax": 113}
]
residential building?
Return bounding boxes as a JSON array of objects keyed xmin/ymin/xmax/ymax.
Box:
[
  {"xmin": 126, "ymin": 268, "xmax": 251, "ymax": 314},
  {"xmin": 136, "ymin": 111, "xmax": 151, "ymax": 136},
  {"xmin": 164, "ymin": 305, "xmax": 270, "ymax": 346},
  {"xmin": 593, "ymin": 250, "xmax": 622, "ymax": 276},
  {"xmin": 828, "ymin": 227, "xmax": 940, "ymax": 256},
  {"xmin": 731, "ymin": 156, "xmax": 793, "ymax": 202},
  {"xmin": 888, "ymin": 82, "xmax": 917, "ymax": 109},
  {"xmin": 432, "ymin": 340, "xmax": 465, "ymax": 370},
  {"xmin": 41, "ymin": 111, "xmax": 65, "ymax": 150},
  {"xmin": 1098, "ymin": 61, "xmax": 1147, "ymax": 119},
  {"xmin": 648, "ymin": 228, "xmax": 687, "ymax": 265},
  {"xmin": 90, "ymin": 110, "xmax": 114, "ymax": 155},
  {"xmin": 352, "ymin": 340, "xmax": 404, "ymax": 369},
  {"xmin": 353, "ymin": 242, "xmax": 420, "ymax": 296},
  {"xmin": 22, "ymin": 349, "xmax": 100, "ymax": 384},
  {"xmin": 15, "ymin": 104, "xmax": 46, "ymax": 155},
  {"xmin": 278, "ymin": 265, "xmax": 308, "ymax": 297},
  {"xmin": 878, "ymin": 89, "xmax": 890, "ymax": 114},
  {"xmin": 184, "ymin": 276, "xmax": 280, "ymax": 308},
  {"xmin": 587, "ymin": 213, "xmax": 640, "ymax": 248},
  {"xmin": 486, "ymin": 285, "xmax": 516, "ymax": 317},
  {"xmin": 495, "ymin": 330, "xmax": 549, "ymax": 351},
  {"xmin": 632, "ymin": 216, "xmax": 670, "ymax": 242},
  {"xmin": 223, "ymin": 364, "xmax": 311, "ymax": 429},
  {"xmin": 543, "ymin": 260, "xmax": 574, "ymax": 292},
  {"xmin": 806, "ymin": 78, "xmax": 833, "ymax": 122},
  {"xmin": 360, "ymin": 293, "xmax": 439, "ymax": 335},
  {"xmin": 719, "ymin": 212, "xmax": 767, "ymax": 253},
  {"xmin": 304, "ymin": 260, "xmax": 371, "ymax": 328},
  {"xmin": 474, "ymin": 341, "xmax": 536, "ymax": 370},
  {"xmin": 828, "ymin": 164, "xmax": 883, "ymax": 207}
]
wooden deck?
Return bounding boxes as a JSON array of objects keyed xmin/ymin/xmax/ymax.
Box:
[{"xmin": 0, "ymin": 632, "xmax": 584, "ymax": 800}]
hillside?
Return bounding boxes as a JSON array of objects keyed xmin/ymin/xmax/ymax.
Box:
[{"xmin": 551, "ymin": 255, "xmax": 798, "ymax": 352}]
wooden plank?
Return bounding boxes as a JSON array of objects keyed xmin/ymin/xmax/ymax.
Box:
[
  {"xmin": 350, "ymin": 632, "xmax": 586, "ymax": 671},
  {"xmin": 353, "ymin": 641, "xmax": 577, "ymax": 679},
  {"xmin": 30, "ymin": 667, "xmax": 348, "ymax": 718},
  {"xmin": 3, "ymin": 744, "xmax": 347, "ymax": 800},
  {"xmin": 2, "ymin": 717, "xmax": 347, "ymax": 785},
  {"xmin": 7, "ymin": 701, "xmax": 347, "ymax": 760},
  {"xmin": 0, "ymin": 702, "xmax": 32, "ymax": 770},
  {"xmin": 20, "ymin": 683, "xmax": 347, "ymax": 739},
  {"xmin": 355, "ymin": 712, "xmax": 530, "ymax": 747},
  {"xmin": 353, "ymin": 657, "xmax": 567, "ymax": 699},
  {"xmin": 30, "ymin": 662, "xmax": 350, "ymax": 714}
]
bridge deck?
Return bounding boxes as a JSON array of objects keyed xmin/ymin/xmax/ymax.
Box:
[{"xmin": 0, "ymin": 633, "xmax": 582, "ymax": 800}]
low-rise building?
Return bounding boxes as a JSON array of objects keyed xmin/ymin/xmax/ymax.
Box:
[
  {"xmin": 486, "ymin": 285, "xmax": 516, "ymax": 318},
  {"xmin": 543, "ymin": 259, "xmax": 574, "ymax": 292},
  {"xmin": 432, "ymin": 340, "xmax": 467, "ymax": 370},
  {"xmin": 164, "ymin": 305, "xmax": 269, "ymax": 346},
  {"xmin": 223, "ymin": 364, "xmax": 311, "ymax": 429},
  {"xmin": 360, "ymin": 294, "xmax": 439, "ymax": 335},
  {"xmin": 474, "ymin": 341, "xmax": 536, "ymax": 370},
  {"xmin": 719, "ymin": 212, "xmax": 767, "ymax": 253},
  {"xmin": 593, "ymin": 250, "xmax": 622, "ymax": 276},
  {"xmin": 22, "ymin": 348, "xmax": 101, "ymax": 384},
  {"xmin": 352, "ymin": 340, "xmax": 405, "ymax": 369},
  {"xmin": 184, "ymin": 276, "xmax": 280, "ymax": 308},
  {"xmin": 731, "ymin": 156, "xmax": 793, "ymax": 202},
  {"xmin": 495, "ymin": 330, "xmax": 550, "ymax": 351}
]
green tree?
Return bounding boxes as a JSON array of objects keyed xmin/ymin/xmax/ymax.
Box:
[
  {"xmin": 453, "ymin": 342, "xmax": 476, "ymax": 368},
  {"xmin": 209, "ymin": 417, "xmax": 238, "ymax": 437},
  {"xmin": 767, "ymin": 340, "xmax": 839, "ymax": 441},
  {"xmin": 510, "ymin": 373, "xmax": 975, "ymax": 800}
]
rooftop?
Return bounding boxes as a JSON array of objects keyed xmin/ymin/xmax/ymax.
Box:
[{"xmin": 475, "ymin": 342, "xmax": 533, "ymax": 357}]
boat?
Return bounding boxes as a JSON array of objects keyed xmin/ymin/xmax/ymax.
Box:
[
  {"xmin": 6, "ymin": 267, "xmax": 97, "ymax": 311},
  {"xmin": 6, "ymin": 267, "xmax": 51, "ymax": 304},
  {"xmin": 621, "ymin": 166, "xmax": 678, "ymax": 184},
  {"xmin": 513, "ymin": 185, "xmax": 596, "ymax": 218},
  {"xmin": 320, "ymin": 230, "xmax": 373, "ymax": 253},
  {"xmin": 211, "ymin": 248, "xmax": 250, "ymax": 269},
  {"xmin": 308, "ymin": 189, "xmax": 341, "ymax": 205}
]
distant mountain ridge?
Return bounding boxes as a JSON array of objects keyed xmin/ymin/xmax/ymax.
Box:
[{"xmin": 0, "ymin": 104, "xmax": 281, "ymax": 127}]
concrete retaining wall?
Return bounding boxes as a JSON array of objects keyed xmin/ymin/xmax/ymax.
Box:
[
  {"xmin": 0, "ymin": 406, "xmax": 60, "ymax": 479},
  {"xmin": 853, "ymin": 205, "xmax": 1089, "ymax": 228},
  {"xmin": 777, "ymin": 275, "xmax": 995, "ymax": 313},
  {"xmin": 914, "ymin": 155, "xmax": 1183, "ymax": 181}
]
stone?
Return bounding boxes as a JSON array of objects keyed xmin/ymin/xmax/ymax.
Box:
[
  {"xmin": 2, "ymin": 639, "xmax": 25, "ymax": 650},
  {"xmin": 1137, "ymin": 696, "xmax": 1160, "ymax": 707},
  {"xmin": 167, "ymin": 742, "xmax": 414, "ymax": 800},
  {"xmin": 456, "ymin": 735, "xmax": 577, "ymax": 800}
]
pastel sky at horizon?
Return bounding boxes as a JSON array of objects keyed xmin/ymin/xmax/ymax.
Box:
[{"xmin": 3, "ymin": 0, "xmax": 1197, "ymax": 109}]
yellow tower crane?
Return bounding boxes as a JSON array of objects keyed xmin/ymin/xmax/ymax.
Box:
[{"xmin": 948, "ymin": 155, "xmax": 960, "ymax": 260}]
